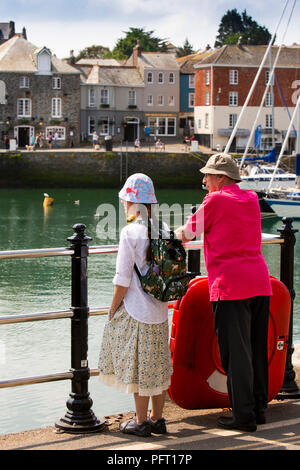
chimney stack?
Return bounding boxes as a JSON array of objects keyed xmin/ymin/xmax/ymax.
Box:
[
  {"xmin": 133, "ymin": 41, "xmax": 142, "ymax": 67},
  {"xmin": 66, "ymin": 50, "xmax": 75, "ymax": 65},
  {"xmin": 8, "ymin": 21, "xmax": 15, "ymax": 38},
  {"xmin": 237, "ymin": 36, "xmax": 244, "ymax": 49}
]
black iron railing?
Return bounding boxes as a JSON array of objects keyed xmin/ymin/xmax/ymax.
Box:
[{"xmin": 0, "ymin": 218, "xmax": 298, "ymax": 434}]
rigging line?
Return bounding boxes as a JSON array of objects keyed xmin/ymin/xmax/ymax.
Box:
[
  {"xmin": 267, "ymin": 92, "xmax": 300, "ymax": 190},
  {"xmin": 275, "ymin": 73, "xmax": 297, "ymax": 138},
  {"xmin": 224, "ymin": 0, "xmax": 291, "ymax": 155},
  {"xmin": 239, "ymin": 0, "xmax": 297, "ymax": 168}
]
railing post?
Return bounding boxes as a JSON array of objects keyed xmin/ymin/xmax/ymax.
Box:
[
  {"xmin": 55, "ymin": 224, "xmax": 106, "ymax": 433},
  {"xmin": 188, "ymin": 206, "xmax": 201, "ymax": 275},
  {"xmin": 277, "ymin": 217, "xmax": 300, "ymax": 398}
]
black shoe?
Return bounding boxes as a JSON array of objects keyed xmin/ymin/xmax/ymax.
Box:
[
  {"xmin": 150, "ymin": 417, "xmax": 167, "ymax": 434},
  {"xmin": 120, "ymin": 418, "xmax": 151, "ymax": 437},
  {"xmin": 218, "ymin": 417, "xmax": 257, "ymax": 432},
  {"xmin": 255, "ymin": 410, "xmax": 266, "ymax": 425}
]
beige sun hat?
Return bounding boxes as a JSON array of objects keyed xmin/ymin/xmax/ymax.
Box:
[{"xmin": 200, "ymin": 153, "xmax": 242, "ymax": 182}]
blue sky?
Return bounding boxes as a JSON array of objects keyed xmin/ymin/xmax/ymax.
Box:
[{"xmin": 1, "ymin": 0, "xmax": 299, "ymax": 58}]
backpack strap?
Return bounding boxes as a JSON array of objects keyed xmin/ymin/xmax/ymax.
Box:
[
  {"xmin": 133, "ymin": 217, "xmax": 152, "ymax": 278},
  {"xmin": 134, "ymin": 263, "xmax": 142, "ymax": 279}
]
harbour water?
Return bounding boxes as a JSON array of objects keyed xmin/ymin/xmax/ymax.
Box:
[{"xmin": 0, "ymin": 188, "xmax": 299, "ymax": 436}]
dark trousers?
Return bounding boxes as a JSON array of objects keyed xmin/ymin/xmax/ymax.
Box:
[{"xmin": 212, "ymin": 296, "xmax": 270, "ymax": 423}]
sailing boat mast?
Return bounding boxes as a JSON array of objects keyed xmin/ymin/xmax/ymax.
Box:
[
  {"xmin": 269, "ymin": 47, "xmax": 275, "ymax": 150},
  {"xmin": 238, "ymin": 0, "xmax": 296, "ymax": 169},
  {"xmin": 223, "ymin": 0, "xmax": 289, "ymax": 155}
]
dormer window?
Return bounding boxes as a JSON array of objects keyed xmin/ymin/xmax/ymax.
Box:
[{"xmin": 36, "ymin": 47, "xmax": 51, "ymax": 74}]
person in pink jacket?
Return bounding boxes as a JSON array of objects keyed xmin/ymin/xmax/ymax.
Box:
[{"xmin": 176, "ymin": 153, "xmax": 272, "ymax": 432}]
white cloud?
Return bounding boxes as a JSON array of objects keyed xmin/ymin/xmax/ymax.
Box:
[{"xmin": 6, "ymin": 0, "xmax": 300, "ymax": 59}]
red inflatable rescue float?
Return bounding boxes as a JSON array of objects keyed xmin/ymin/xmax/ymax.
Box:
[{"xmin": 168, "ymin": 276, "xmax": 290, "ymax": 410}]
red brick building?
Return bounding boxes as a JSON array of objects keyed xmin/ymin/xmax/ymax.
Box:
[{"xmin": 193, "ymin": 44, "xmax": 300, "ymax": 153}]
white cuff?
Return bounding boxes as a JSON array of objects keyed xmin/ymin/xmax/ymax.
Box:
[{"xmin": 113, "ymin": 273, "xmax": 131, "ymax": 287}]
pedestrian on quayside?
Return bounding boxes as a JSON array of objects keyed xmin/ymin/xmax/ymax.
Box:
[
  {"xmin": 175, "ymin": 153, "xmax": 272, "ymax": 433},
  {"xmin": 98, "ymin": 173, "xmax": 173, "ymax": 437}
]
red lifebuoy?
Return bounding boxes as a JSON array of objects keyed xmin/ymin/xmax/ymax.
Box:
[{"xmin": 168, "ymin": 276, "xmax": 290, "ymax": 410}]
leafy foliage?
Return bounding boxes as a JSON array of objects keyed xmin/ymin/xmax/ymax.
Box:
[
  {"xmin": 112, "ymin": 27, "xmax": 168, "ymax": 60},
  {"xmin": 176, "ymin": 38, "xmax": 195, "ymax": 58},
  {"xmin": 75, "ymin": 28, "xmax": 169, "ymax": 62},
  {"xmin": 75, "ymin": 45, "xmax": 112, "ymax": 61},
  {"xmin": 215, "ymin": 9, "xmax": 271, "ymax": 47}
]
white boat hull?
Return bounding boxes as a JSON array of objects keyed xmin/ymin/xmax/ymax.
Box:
[
  {"xmin": 264, "ymin": 198, "xmax": 300, "ymax": 219},
  {"xmin": 239, "ymin": 177, "xmax": 296, "ymax": 191}
]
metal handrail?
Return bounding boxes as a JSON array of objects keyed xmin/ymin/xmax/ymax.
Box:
[
  {"xmin": 0, "ymin": 235, "xmax": 283, "ymax": 260},
  {"xmin": 0, "ymin": 220, "xmax": 296, "ymax": 433},
  {"xmin": 0, "ymin": 309, "xmax": 74, "ymax": 325},
  {"xmin": 0, "ymin": 247, "xmax": 74, "ymax": 260},
  {"xmin": 0, "ymin": 234, "xmax": 283, "ymax": 325},
  {"xmin": 0, "ymin": 233, "xmax": 284, "ymax": 390},
  {"xmin": 0, "ymin": 369, "xmax": 99, "ymax": 389},
  {"xmin": 0, "ymin": 306, "xmax": 110, "ymax": 325},
  {"xmin": 0, "ymin": 372, "xmax": 74, "ymax": 389}
]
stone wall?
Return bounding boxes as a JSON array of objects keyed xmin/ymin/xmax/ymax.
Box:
[
  {"xmin": 0, "ymin": 71, "xmax": 80, "ymax": 146},
  {"xmin": 0, "ymin": 150, "xmax": 206, "ymax": 188}
]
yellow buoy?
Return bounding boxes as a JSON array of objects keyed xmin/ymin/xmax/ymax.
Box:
[{"xmin": 43, "ymin": 193, "xmax": 54, "ymax": 207}]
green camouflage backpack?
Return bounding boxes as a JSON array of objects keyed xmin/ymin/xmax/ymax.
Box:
[{"xmin": 134, "ymin": 222, "xmax": 194, "ymax": 302}]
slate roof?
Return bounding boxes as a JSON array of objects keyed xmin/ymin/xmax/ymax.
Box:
[
  {"xmin": 0, "ymin": 35, "xmax": 79, "ymax": 73},
  {"xmin": 78, "ymin": 64, "xmax": 144, "ymax": 87},
  {"xmin": 177, "ymin": 49, "xmax": 215, "ymax": 73},
  {"xmin": 193, "ymin": 44, "xmax": 300, "ymax": 68},
  {"xmin": 76, "ymin": 58, "xmax": 121, "ymax": 66},
  {"xmin": 127, "ymin": 52, "xmax": 179, "ymax": 70}
]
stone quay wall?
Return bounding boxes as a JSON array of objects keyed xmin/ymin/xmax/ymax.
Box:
[{"xmin": 0, "ymin": 150, "xmax": 206, "ymax": 188}]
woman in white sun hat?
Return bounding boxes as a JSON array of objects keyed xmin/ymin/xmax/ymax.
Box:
[{"xmin": 98, "ymin": 173, "xmax": 173, "ymax": 437}]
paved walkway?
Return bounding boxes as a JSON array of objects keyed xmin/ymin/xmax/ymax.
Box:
[
  {"xmin": 2, "ymin": 395, "xmax": 300, "ymax": 452},
  {"xmin": 1, "ymin": 360, "xmax": 300, "ymax": 452},
  {"xmin": 0, "ymin": 142, "xmax": 213, "ymax": 155}
]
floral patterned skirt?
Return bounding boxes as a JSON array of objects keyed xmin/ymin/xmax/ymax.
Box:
[{"xmin": 98, "ymin": 304, "xmax": 173, "ymax": 396}]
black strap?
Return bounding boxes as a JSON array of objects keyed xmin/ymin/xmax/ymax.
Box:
[{"xmin": 134, "ymin": 263, "xmax": 142, "ymax": 279}]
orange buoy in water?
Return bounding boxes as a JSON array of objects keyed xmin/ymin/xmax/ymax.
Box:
[
  {"xmin": 168, "ymin": 276, "xmax": 290, "ymax": 409},
  {"xmin": 43, "ymin": 193, "xmax": 54, "ymax": 207}
]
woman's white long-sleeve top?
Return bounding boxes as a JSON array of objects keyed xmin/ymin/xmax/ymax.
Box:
[{"xmin": 113, "ymin": 221, "xmax": 168, "ymax": 324}]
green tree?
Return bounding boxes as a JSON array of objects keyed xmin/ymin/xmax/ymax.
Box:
[
  {"xmin": 111, "ymin": 27, "xmax": 168, "ymax": 60},
  {"xmin": 75, "ymin": 45, "xmax": 112, "ymax": 61},
  {"xmin": 176, "ymin": 38, "xmax": 195, "ymax": 58},
  {"xmin": 215, "ymin": 9, "xmax": 271, "ymax": 47}
]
